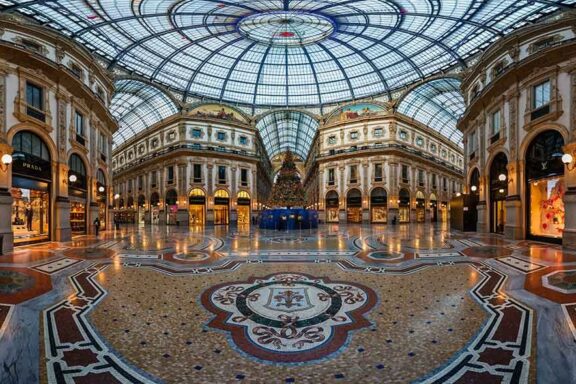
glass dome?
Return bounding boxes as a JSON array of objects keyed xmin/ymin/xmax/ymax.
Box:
[{"xmin": 3, "ymin": 0, "xmax": 572, "ymax": 108}]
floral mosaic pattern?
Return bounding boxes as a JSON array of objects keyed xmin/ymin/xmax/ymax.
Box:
[{"xmin": 202, "ymin": 272, "xmax": 376, "ymax": 363}]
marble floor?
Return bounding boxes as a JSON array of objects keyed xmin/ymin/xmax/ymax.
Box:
[{"xmin": 1, "ymin": 224, "xmax": 575, "ymax": 383}]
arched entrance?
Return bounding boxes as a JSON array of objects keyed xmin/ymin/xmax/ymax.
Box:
[
  {"xmin": 166, "ymin": 189, "xmax": 178, "ymax": 225},
  {"xmin": 415, "ymin": 191, "xmax": 425, "ymax": 223},
  {"xmin": 399, "ymin": 188, "xmax": 410, "ymax": 223},
  {"xmin": 430, "ymin": 193, "xmax": 438, "ymax": 222},
  {"xmin": 237, "ymin": 191, "xmax": 251, "ymax": 225},
  {"xmin": 489, "ymin": 153, "xmax": 508, "ymax": 234},
  {"xmin": 68, "ymin": 153, "xmax": 87, "ymax": 234},
  {"xmin": 214, "ymin": 189, "xmax": 229, "ymax": 225},
  {"xmin": 325, "ymin": 191, "xmax": 339, "ymax": 223},
  {"xmin": 96, "ymin": 169, "xmax": 107, "ymax": 230},
  {"xmin": 10, "ymin": 131, "xmax": 51, "ymax": 244},
  {"xmin": 189, "ymin": 188, "xmax": 206, "ymax": 226},
  {"xmin": 370, "ymin": 188, "xmax": 387, "ymax": 223},
  {"xmin": 150, "ymin": 192, "xmax": 160, "ymax": 224},
  {"xmin": 526, "ymin": 130, "xmax": 565, "ymax": 241},
  {"xmin": 346, "ymin": 189, "xmax": 362, "ymax": 223},
  {"xmin": 137, "ymin": 195, "xmax": 146, "ymax": 224}
]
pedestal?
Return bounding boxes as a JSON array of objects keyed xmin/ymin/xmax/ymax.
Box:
[
  {"xmin": 0, "ymin": 188, "xmax": 13, "ymax": 253},
  {"xmin": 562, "ymin": 189, "xmax": 576, "ymax": 249},
  {"xmin": 338, "ymin": 210, "xmax": 346, "ymax": 223},
  {"xmin": 54, "ymin": 196, "xmax": 71, "ymax": 242},
  {"xmin": 504, "ymin": 197, "xmax": 524, "ymax": 240},
  {"xmin": 88, "ymin": 203, "xmax": 99, "ymax": 235},
  {"xmin": 177, "ymin": 209, "xmax": 189, "ymax": 226},
  {"xmin": 362, "ymin": 209, "xmax": 370, "ymax": 224},
  {"xmin": 206, "ymin": 209, "xmax": 214, "ymax": 226},
  {"xmin": 476, "ymin": 202, "xmax": 488, "ymax": 233}
]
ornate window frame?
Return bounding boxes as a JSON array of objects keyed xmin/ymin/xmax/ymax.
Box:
[
  {"xmin": 14, "ymin": 67, "xmax": 54, "ymax": 131},
  {"xmin": 521, "ymin": 66, "xmax": 562, "ymax": 132}
]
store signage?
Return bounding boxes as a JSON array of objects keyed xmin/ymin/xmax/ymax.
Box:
[
  {"xmin": 214, "ymin": 197, "xmax": 229, "ymax": 205},
  {"xmin": 12, "ymin": 154, "xmax": 52, "ymax": 181}
]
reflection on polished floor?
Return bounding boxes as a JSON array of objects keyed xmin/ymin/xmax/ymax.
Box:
[{"xmin": 1, "ymin": 224, "xmax": 576, "ymax": 383}]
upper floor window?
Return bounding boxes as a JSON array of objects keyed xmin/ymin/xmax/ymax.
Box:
[
  {"xmin": 491, "ymin": 110, "xmax": 501, "ymax": 136},
  {"xmin": 443, "ymin": 177, "xmax": 448, "ymax": 191},
  {"xmin": 350, "ymin": 131, "xmax": 359, "ymax": 140},
  {"xmin": 432, "ymin": 174, "xmax": 437, "ymax": 189},
  {"xmin": 21, "ymin": 39, "xmax": 43, "ymax": 53},
  {"xmin": 416, "ymin": 137, "xmax": 424, "ymax": 147},
  {"xmin": 192, "ymin": 128, "xmax": 202, "ymax": 139},
  {"xmin": 374, "ymin": 163, "xmax": 383, "ymax": 182},
  {"xmin": 138, "ymin": 175, "xmax": 144, "ymax": 190},
  {"xmin": 218, "ymin": 166, "xmax": 227, "ymax": 184},
  {"xmin": 193, "ymin": 164, "xmax": 202, "ymax": 183},
  {"xmin": 75, "ymin": 111, "xmax": 86, "ymax": 146},
  {"xmin": 96, "ymin": 86, "xmax": 105, "ymax": 101},
  {"xmin": 167, "ymin": 166, "xmax": 175, "ymax": 184},
  {"xmin": 373, "ymin": 128, "xmax": 383, "ymax": 137},
  {"xmin": 70, "ymin": 63, "xmax": 83, "ymax": 79},
  {"xmin": 217, "ymin": 131, "xmax": 226, "ymax": 141},
  {"xmin": 151, "ymin": 171, "xmax": 158, "ymax": 187},
  {"xmin": 399, "ymin": 130, "xmax": 408, "ymax": 140},
  {"xmin": 430, "ymin": 143, "xmax": 437, "ymax": 153},
  {"xmin": 418, "ymin": 169, "xmax": 424, "ymax": 186},
  {"xmin": 468, "ymin": 131, "xmax": 477, "ymax": 154},
  {"xmin": 349, "ymin": 165, "xmax": 358, "ymax": 183},
  {"xmin": 98, "ymin": 132, "xmax": 106, "ymax": 155},
  {"xmin": 492, "ymin": 61, "xmax": 506, "ymax": 77},
  {"xmin": 401, "ymin": 165, "xmax": 409, "ymax": 183},
  {"xmin": 328, "ymin": 135, "xmax": 337, "ymax": 145},
  {"xmin": 26, "ymin": 81, "xmax": 45, "ymax": 121},
  {"xmin": 239, "ymin": 136, "xmax": 248, "ymax": 145},
  {"xmin": 441, "ymin": 149, "xmax": 447, "ymax": 158},
  {"xmin": 533, "ymin": 80, "xmax": 550, "ymax": 110},
  {"xmin": 328, "ymin": 168, "xmax": 335, "ymax": 185},
  {"xmin": 241, "ymin": 168, "xmax": 248, "ymax": 186}
]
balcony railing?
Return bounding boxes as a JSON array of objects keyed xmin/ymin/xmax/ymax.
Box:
[
  {"xmin": 26, "ymin": 105, "xmax": 45, "ymax": 121},
  {"xmin": 113, "ymin": 143, "xmax": 257, "ymax": 174},
  {"xmin": 318, "ymin": 143, "xmax": 462, "ymax": 174}
]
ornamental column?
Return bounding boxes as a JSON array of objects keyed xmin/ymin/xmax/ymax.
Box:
[{"xmin": 0, "ymin": 66, "xmax": 13, "ymax": 252}]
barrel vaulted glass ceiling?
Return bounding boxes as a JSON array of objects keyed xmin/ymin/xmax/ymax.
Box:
[
  {"xmin": 110, "ymin": 79, "xmax": 179, "ymax": 146},
  {"xmin": 397, "ymin": 78, "xmax": 465, "ymax": 145},
  {"xmin": 2, "ymin": 0, "xmax": 574, "ymax": 109},
  {"xmin": 256, "ymin": 111, "xmax": 318, "ymax": 160}
]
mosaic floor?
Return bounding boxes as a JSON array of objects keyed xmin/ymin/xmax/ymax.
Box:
[{"xmin": 1, "ymin": 224, "xmax": 575, "ymax": 383}]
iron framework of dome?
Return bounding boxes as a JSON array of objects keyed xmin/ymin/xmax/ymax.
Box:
[{"xmin": 2, "ymin": 0, "xmax": 574, "ymax": 110}]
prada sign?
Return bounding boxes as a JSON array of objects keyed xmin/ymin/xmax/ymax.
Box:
[{"xmin": 12, "ymin": 153, "xmax": 52, "ymax": 181}]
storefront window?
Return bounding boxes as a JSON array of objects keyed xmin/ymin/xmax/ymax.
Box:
[
  {"xmin": 11, "ymin": 188, "xmax": 49, "ymax": 244},
  {"xmin": 530, "ymin": 177, "xmax": 565, "ymax": 239}
]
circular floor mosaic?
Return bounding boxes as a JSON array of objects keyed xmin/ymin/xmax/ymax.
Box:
[{"xmin": 202, "ymin": 272, "xmax": 376, "ymax": 363}]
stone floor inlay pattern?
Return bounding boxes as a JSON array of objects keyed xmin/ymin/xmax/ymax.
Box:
[{"xmin": 0, "ymin": 224, "xmax": 575, "ymax": 383}]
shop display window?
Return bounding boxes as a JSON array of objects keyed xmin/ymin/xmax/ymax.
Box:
[
  {"xmin": 371, "ymin": 206, "xmax": 387, "ymax": 223},
  {"xmin": 529, "ymin": 176, "xmax": 565, "ymax": 239},
  {"xmin": 11, "ymin": 188, "xmax": 49, "ymax": 244},
  {"xmin": 70, "ymin": 202, "xmax": 86, "ymax": 234}
]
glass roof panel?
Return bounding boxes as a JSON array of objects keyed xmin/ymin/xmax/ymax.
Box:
[
  {"xmin": 3, "ymin": 0, "xmax": 572, "ymax": 111},
  {"xmin": 110, "ymin": 79, "xmax": 179, "ymax": 148},
  {"xmin": 397, "ymin": 77, "xmax": 465, "ymax": 147},
  {"xmin": 256, "ymin": 111, "xmax": 319, "ymax": 160}
]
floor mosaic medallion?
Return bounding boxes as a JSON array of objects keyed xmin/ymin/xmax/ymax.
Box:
[{"xmin": 202, "ymin": 272, "xmax": 376, "ymax": 363}]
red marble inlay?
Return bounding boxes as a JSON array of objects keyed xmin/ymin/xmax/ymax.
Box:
[
  {"xmin": 62, "ymin": 348, "xmax": 100, "ymax": 367},
  {"xmin": 0, "ymin": 267, "xmax": 52, "ymax": 304},
  {"xmin": 54, "ymin": 307, "xmax": 84, "ymax": 344},
  {"xmin": 477, "ymin": 347, "xmax": 515, "ymax": 366},
  {"xmin": 73, "ymin": 372, "xmax": 123, "ymax": 384},
  {"xmin": 492, "ymin": 306, "xmax": 522, "ymax": 343},
  {"xmin": 525, "ymin": 266, "xmax": 576, "ymax": 304},
  {"xmin": 454, "ymin": 371, "xmax": 505, "ymax": 384}
]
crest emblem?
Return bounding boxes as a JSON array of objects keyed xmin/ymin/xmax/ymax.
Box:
[{"xmin": 264, "ymin": 287, "xmax": 313, "ymax": 313}]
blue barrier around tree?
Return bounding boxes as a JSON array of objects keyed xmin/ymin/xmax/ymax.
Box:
[{"xmin": 259, "ymin": 209, "xmax": 318, "ymax": 230}]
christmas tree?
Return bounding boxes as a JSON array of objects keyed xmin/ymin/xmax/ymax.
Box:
[{"xmin": 269, "ymin": 150, "xmax": 306, "ymax": 208}]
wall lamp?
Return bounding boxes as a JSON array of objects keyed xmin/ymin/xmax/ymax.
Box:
[
  {"xmin": 68, "ymin": 174, "xmax": 77, "ymax": 183},
  {"xmin": 562, "ymin": 153, "xmax": 576, "ymax": 171},
  {"xmin": 470, "ymin": 185, "xmax": 478, "ymax": 192},
  {"xmin": 98, "ymin": 186, "xmax": 105, "ymax": 193},
  {"xmin": 0, "ymin": 153, "xmax": 12, "ymax": 172},
  {"xmin": 114, "ymin": 193, "xmax": 120, "ymax": 200}
]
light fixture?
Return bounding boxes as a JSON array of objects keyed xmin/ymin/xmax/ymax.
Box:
[
  {"xmin": 114, "ymin": 193, "xmax": 120, "ymax": 200},
  {"xmin": 498, "ymin": 173, "xmax": 507, "ymax": 182},
  {"xmin": 499, "ymin": 188, "xmax": 505, "ymax": 194},
  {"xmin": 68, "ymin": 174, "xmax": 77, "ymax": 183},
  {"xmin": 98, "ymin": 186, "xmax": 105, "ymax": 193},
  {"xmin": 0, "ymin": 153, "xmax": 12, "ymax": 172},
  {"xmin": 471, "ymin": 185, "xmax": 478, "ymax": 192},
  {"xmin": 456, "ymin": 192, "xmax": 461, "ymax": 197},
  {"xmin": 562, "ymin": 153, "xmax": 575, "ymax": 171}
]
